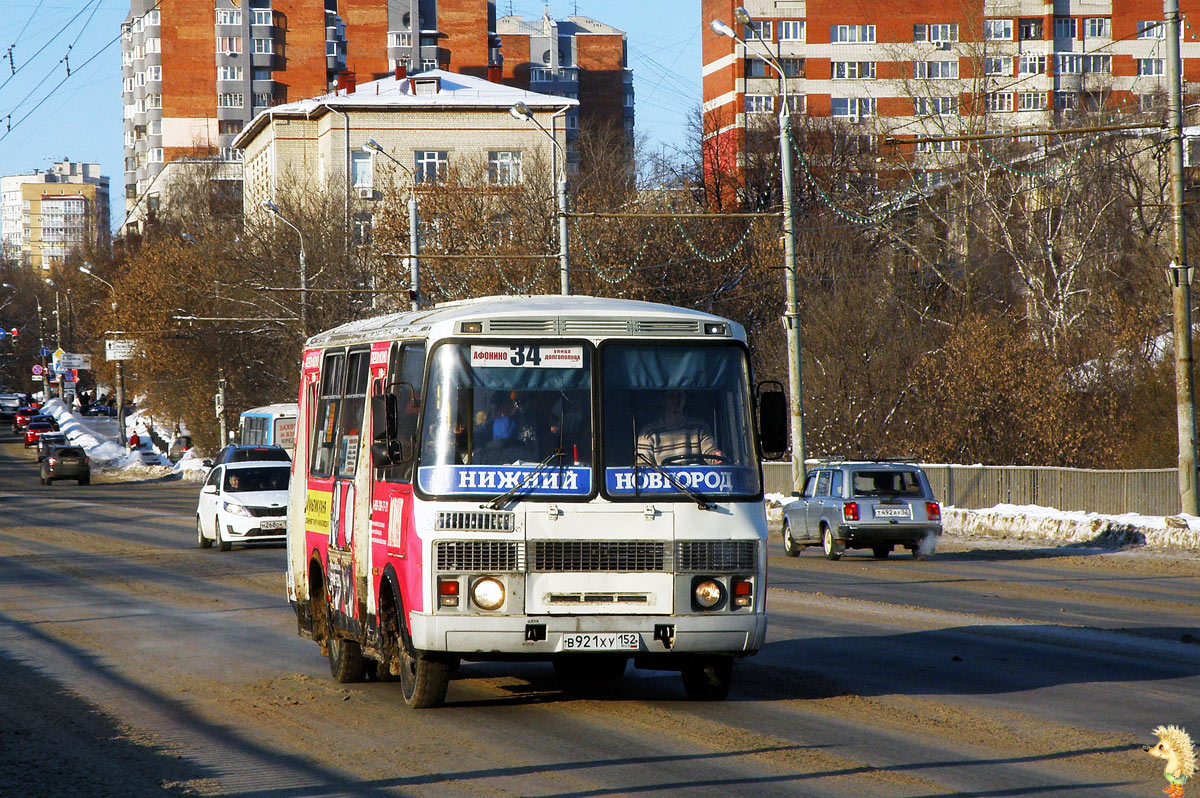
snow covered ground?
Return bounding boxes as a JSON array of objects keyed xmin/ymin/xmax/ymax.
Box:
[{"xmin": 27, "ymin": 401, "xmax": 1200, "ymax": 552}]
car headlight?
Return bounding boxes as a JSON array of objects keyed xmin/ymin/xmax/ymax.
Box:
[
  {"xmin": 223, "ymin": 501, "xmax": 253, "ymax": 517},
  {"xmin": 693, "ymin": 579, "xmax": 723, "ymax": 610},
  {"xmin": 470, "ymin": 577, "xmax": 505, "ymax": 611}
]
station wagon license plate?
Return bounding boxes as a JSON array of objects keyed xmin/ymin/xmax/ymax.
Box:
[
  {"xmin": 874, "ymin": 506, "xmax": 911, "ymax": 519},
  {"xmin": 560, "ymin": 632, "xmax": 640, "ymax": 651},
  {"xmin": 259, "ymin": 520, "xmax": 285, "ymax": 530}
]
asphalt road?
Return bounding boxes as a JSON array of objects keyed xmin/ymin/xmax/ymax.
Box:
[{"xmin": 0, "ymin": 428, "xmax": 1197, "ymax": 797}]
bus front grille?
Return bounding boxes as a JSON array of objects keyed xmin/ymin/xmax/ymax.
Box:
[
  {"xmin": 676, "ymin": 540, "xmax": 757, "ymax": 572},
  {"xmin": 435, "ymin": 541, "xmax": 525, "ymax": 572},
  {"xmin": 530, "ymin": 540, "xmax": 668, "ymax": 573}
]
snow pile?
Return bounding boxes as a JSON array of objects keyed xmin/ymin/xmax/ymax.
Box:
[{"xmin": 37, "ymin": 399, "xmax": 180, "ymax": 479}]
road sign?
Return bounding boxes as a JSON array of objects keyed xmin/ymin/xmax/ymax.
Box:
[
  {"xmin": 31, "ymin": 365, "xmax": 43, "ymax": 376},
  {"xmin": 105, "ymin": 339, "xmax": 137, "ymax": 361},
  {"xmin": 60, "ymin": 353, "xmax": 91, "ymax": 370},
  {"xmin": 39, "ymin": 346, "xmax": 51, "ymax": 357}
]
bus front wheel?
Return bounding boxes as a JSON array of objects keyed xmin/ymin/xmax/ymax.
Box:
[
  {"xmin": 680, "ymin": 656, "xmax": 733, "ymax": 701},
  {"xmin": 380, "ymin": 593, "xmax": 449, "ymax": 708}
]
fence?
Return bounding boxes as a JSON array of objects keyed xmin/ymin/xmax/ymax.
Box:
[{"xmin": 762, "ymin": 462, "xmax": 1180, "ymax": 517}]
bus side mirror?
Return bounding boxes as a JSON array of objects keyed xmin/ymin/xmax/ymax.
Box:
[
  {"xmin": 757, "ymin": 383, "xmax": 787, "ymax": 460},
  {"xmin": 371, "ymin": 393, "xmax": 399, "ymax": 467}
]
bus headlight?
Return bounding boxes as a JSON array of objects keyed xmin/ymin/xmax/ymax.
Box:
[
  {"xmin": 471, "ymin": 577, "xmax": 505, "ymax": 611},
  {"xmin": 693, "ymin": 579, "xmax": 723, "ymax": 610}
]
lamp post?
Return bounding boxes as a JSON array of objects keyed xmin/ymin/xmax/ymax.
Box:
[
  {"xmin": 262, "ymin": 200, "xmax": 308, "ymax": 334},
  {"xmin": 509, "ymin": 101, "xmax": 570, "ymax": 296},
  {"xmin": 80, "ymin": 264, "xmax": 126, "ymax": 451},
  {"xmin": 712, "ymin": 8, "xmax": 806, "ymax": 491},
  {"xmin": 362, "ymin": 139, "xmax": 422, "ymax": 311}
]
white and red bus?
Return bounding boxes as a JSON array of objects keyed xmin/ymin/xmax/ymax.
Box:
[{"xmin": 286, "ymin": 295, "xmax": 785, "ymax": 707}]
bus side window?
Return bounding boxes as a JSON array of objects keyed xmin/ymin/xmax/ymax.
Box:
[
  {"xmin": 310, "ymin": 352, "xmax": 345, "ymax": 478},
  {"xmin": 335, "ymin": 350, "xmax": 371, "ymax": 477},
  {"xmin": 383, "ymin": 342, "xmax": 426, "ymax": 483}
]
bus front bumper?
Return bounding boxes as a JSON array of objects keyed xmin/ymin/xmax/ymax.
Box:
[{"xmin": 408, "ymin": 612, "xmax": 767, "ymax": 656}]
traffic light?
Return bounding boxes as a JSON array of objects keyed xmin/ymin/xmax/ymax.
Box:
[{"xmin": 9, "ymin": 328, "xmax": 17, "ymax": 337}]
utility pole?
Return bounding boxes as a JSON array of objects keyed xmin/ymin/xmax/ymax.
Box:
[
  {"xmin": 36, "ymin": 298, "xmax": 49, "ymax": 400},
  {"xmin": 216, "ymin": 369, "xmax": 227, "ymax": 444},
  {"xmin": 408, "ymin": 191, "xmax": 420, "ymax": 310},
  {"xmin": 116, "ymin": 360, "xmax": 126, "ymax": 452},
  {"xmin": 1166, "ymin": 0, "xmax": 1198, "ymax": 515}
]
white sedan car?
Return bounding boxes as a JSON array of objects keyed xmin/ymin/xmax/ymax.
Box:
[{"xmin": 196, "ymin": 461, "xmax": 290, "ymax": 551}]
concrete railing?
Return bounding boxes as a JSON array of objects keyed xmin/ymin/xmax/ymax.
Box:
[{"xmin": 763, "ymin": 462, "xmax": 1180, "ymax": 517}]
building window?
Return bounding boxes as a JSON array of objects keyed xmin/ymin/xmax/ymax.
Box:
[
  {"xmin": 779, "ymin": 20, "xmax": 805, "ymax": 41},
  {"xmin": 146, "ymin": 93, "xmax": 161, "ymax": 109},
  {"xmin": 421, "ymin": 58, "xmax": 439, "ymax": 71},
  {"xmin": 746, "ymin": 59, "xmax": 771, "ymax": 78},
  {"xmin": 830, "ymin": 97, "xmax": 875, "ymax": 117},
  {"xmin": 1083, "ymin": 54, "xmax": 1111, "ymax": 73},
  {"xmin": 786, "ymin": 95, "xmax": 806, "ymax": 113},
  {"xmin": 1018, "ymin": 53, "xmax": 1045, "ymax": 75},
  {"xmin": 1017, "ymin": 91, "xmax": 1046, "ymax": 111},
  {"xmin": 218, "ymin": 65, "xmax": 243, "ymax": 81},
  {"xmin": 414, "ymin": 151, "xmax": 448, "ymax": 183},
  {"xmin": 1140, "ymin": 94, "xmax": 1160, "ymax": 112},
  {"xmin": 1055, "ymin": 91, "xmax": 1078, "ymax": 110},
  {"xmin": 217, "ymin": 37, "xmax": 243, "ymax": 54},
  {"xmin": 253, "ymin": 91, "xmax": 273, "ymax": 107},
  {"xmin": 123, "ymin": 77, "xmax": 135, "ymax": 93},
  {"xmin": 387, "ymin": 31, "xmax": 412, "ymax": 48},
  {"xmin": 1055, "ymin": 54, "xmax": 1082, "ymax": 74},
  {"xmin": 353, "ymin": 213, "xmax": 373, "ymax": 246},
  {"xmin": 915, "ymin": 60, "xmax": 958, "ymax": 79},
  {"xmin": 984, "ymin": 56, "xmax": 1011, "ymax": 76},
  {"xmin": 1139, "ymin": 58, "xmax": 1165, "ymax": 76},
  {"xmin": 488, "ymin": 151, "xmax": 522, "ymax": 185},
  {"xmin": 252, "ymin": 38, "xmax": 273, "ymax": 55},
  {"xmin": 147, "ymin": 65, "xmax": 161, "ymax": 82},
  {"xmin": 915, "ymin": 139, "xmax": 959, "ymax": 153},
  {"xmin": 218, "ymin": 120, "xmax": 241, "ymax": 135},
  {"xmin": 831, "ymin": 61, "xmax": 875, "ymax": 79},
  {"xmin": 144, "ymin": 9, "xmax": 159, "ymax": 26},
  {"xmin": 149, "ymin": 148, "xmax": 163, "ymax": 163},
  {"xmin": 217, "ymin": 93, "xmax": 244, "ymax": 107},
  {"xmin": 1085, "ymin": 18, "xmax": 1111, "ymax": 38},
  {"xmin": 135, "ymin": 72, "xmax": 146, "ymax": 88},
  {"xmin": 781, "ymin": 58, "xmax": 804, "ymax": 77},
  {"xmin": 216, "ymin": 8, "xmax": 241, "ymax": 25},
  {"xmin": 744, "ymin": 20, "xmax": 772, "ymax": 41},
  {"xmin": 145, "ymin": 37, "xmax": 160, "ymax": 53},
  {"xmin": 744, "ymin": 94, "xmax": 773, "ymax": 113},
  {"xmin": 913, "ymin": 96, "xmax": 956, "ymax": 116},
  {"xmin": 530, "ymin": 68, "xmax": 553, "ymax": 82},
  {"xmin": 351, "ymin": 151, "xmax": 373, "ymax": 188},
  {"xmin": 252, "ymin": 67, "xmax": 272, "ymax": 80},
  {"xmin": 830, "ymin": 24, "xmax": 875, "ymax": 44},
  {"xmin": 623, "ymin": 91, "xmax": 634, "ymax": 108},
  {"xmin": 1137, "ymin": 20, "xmax": 1164, "ymax": 39},
  {"xmin": 1018, "ymin": 19, "xmax": 1043, "ymax": 40},
  {"xmin": 985, "ymin": 19, "xmax": 1012, "ymax": 40},
  {"xmin": 251, "ymin": 9, "xmax": 272, "ymax": 26},
  {"xmin": 148, "ymin": 118, "xmax": 161, "ymax": 135},
  {"xmin": 913, "ymin": 23, "xmax": 958, "ymax": 43},
  {"xmin": 1053, "ymin": 17, "xmax": 1076, "ymax": 39}
]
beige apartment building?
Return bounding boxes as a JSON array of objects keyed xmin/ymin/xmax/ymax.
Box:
[
  {"xmin": 1, "ymin": 161, "xmax": 110, "ymax": 268},
  {"xmin": 233, "ymin": 69, "xmax": 575, "ymax": 215}
]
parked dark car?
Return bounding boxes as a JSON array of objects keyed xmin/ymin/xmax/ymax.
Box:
[
  {"xmin": 24, "ymin": 421, "xmax": 56, "ymax": 448},
  {"xmin": 28, "ymin": 414, "xmax": 58, "ymax": 430},
  {"xmin": 781, "ymin": 460, "xmax": 942, "ymax": 560},
  {"xmin": 210, "ymin": 444, "xmax": 291, "ymax": 467},
  {"xmin": 168, "ymin": 434, "xmax": 194, "ymax": 464},
  {"xmin": 36, "ymin": 432, "xmax": 68, "ymax": 462},
  {"xmin": 41, "ymin": 445, "xmax": 90, "ymax": 485}
]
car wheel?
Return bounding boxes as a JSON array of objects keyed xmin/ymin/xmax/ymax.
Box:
[
  {"xmin": 872, "ymin": 545, "xmax": 891, "ymax": 559},
  {"xmin": 680, "ymin": 656, "xmax": 733, "ymax": 700},
  {"xmin": 197, "ymin": 516, "xmax": 212, "ymax": 549},
  {"xmin": 216, "ymin": 521, "xmax": 232, "ymax": 552},
  {"xmin": 782, "ymin": 521, "xmax": 802, "ymax": 557},
  {"xmin": 328, "ymin": 635, "xmax": 366, "ymax": 683},
  {"xmin": 822, "ymin": 526, "xmax": 843, "ymax": 561}
]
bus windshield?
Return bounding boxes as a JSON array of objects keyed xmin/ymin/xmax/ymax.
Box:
[
  {"xmin": 417, "ymin": 342, "xmax": 593, "ymax": 497},
  {"xmin": 602, "ymin": 343, "xmax": 760, "ymax": 499}
]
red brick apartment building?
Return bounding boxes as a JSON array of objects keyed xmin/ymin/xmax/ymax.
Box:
[
  {"xmin": 701, "ymin": 0, "xmax": 1195, "ymax": 194},
  {"xmin": 122, "ymin": 0, "xmax": 631, "ymax": 216}
]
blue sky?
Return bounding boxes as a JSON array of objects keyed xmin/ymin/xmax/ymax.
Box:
[{"xmin": 0, "ymin": 0, "xmax": 701, "ymax": 231}]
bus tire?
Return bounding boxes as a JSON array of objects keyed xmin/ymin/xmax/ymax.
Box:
[
  {"xmin": 328, "ymin": 636, "xmax": 366, "ymax": 683},
  {"xmin": 681, "ymin": 656, "xmax": 733, "ymax": 701},
  {"xmin": 380, "ymin": 576, "xmax": 449, "ymax": 707}
]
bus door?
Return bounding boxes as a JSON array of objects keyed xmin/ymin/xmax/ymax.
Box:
[
  {"xmin": 369, "ymin": 341, "xmax": 426, "ymax": 615},
  {"xmin": 311, "ymin": 347, "xmax": 371, "ymax": 631}
]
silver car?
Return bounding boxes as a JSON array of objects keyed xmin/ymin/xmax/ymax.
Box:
[{"xmin": 781, "ymin": 461, "xmax": 942, "ymax": 560}]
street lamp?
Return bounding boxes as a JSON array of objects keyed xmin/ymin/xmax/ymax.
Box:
[
  {"xmin": 362, "ymin": 139, "xmax": 421, "ymax": 311},
  {"xmin": 712, "ymin": 6, "xmax": 807, "ymax": 491},
  {"xmin": 262, "ymin": 200, "xmax": 308, "ymax": 334},
  {"xmin": 78, "ymin": 263, "xmax": 127, "ymax": 449},
  {"xmin": 509, "ymin": 100, "xmax": 570, "ymax": 296}
]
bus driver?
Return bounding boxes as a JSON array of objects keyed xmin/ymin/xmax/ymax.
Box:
[{"xmin": 636, "ymin": 390, "xmax": 724, "ymax": 466}]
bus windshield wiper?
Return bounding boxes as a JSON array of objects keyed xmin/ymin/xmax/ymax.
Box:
[
  {"xmin": 482, "ymin": 449, "xmax": 564, "ymax": 511},
  {"xmin": 636, "ymin": 453, "xmax": 715, "ymax": 511}
]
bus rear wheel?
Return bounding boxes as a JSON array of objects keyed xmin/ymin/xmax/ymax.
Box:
[
  {"xmin": 328, "ymin": 636, "xmax": 366, "ymax": 683},
  {"xmin": 680, "ymin": 656, "xmax": 733, "ymax": 701}
]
